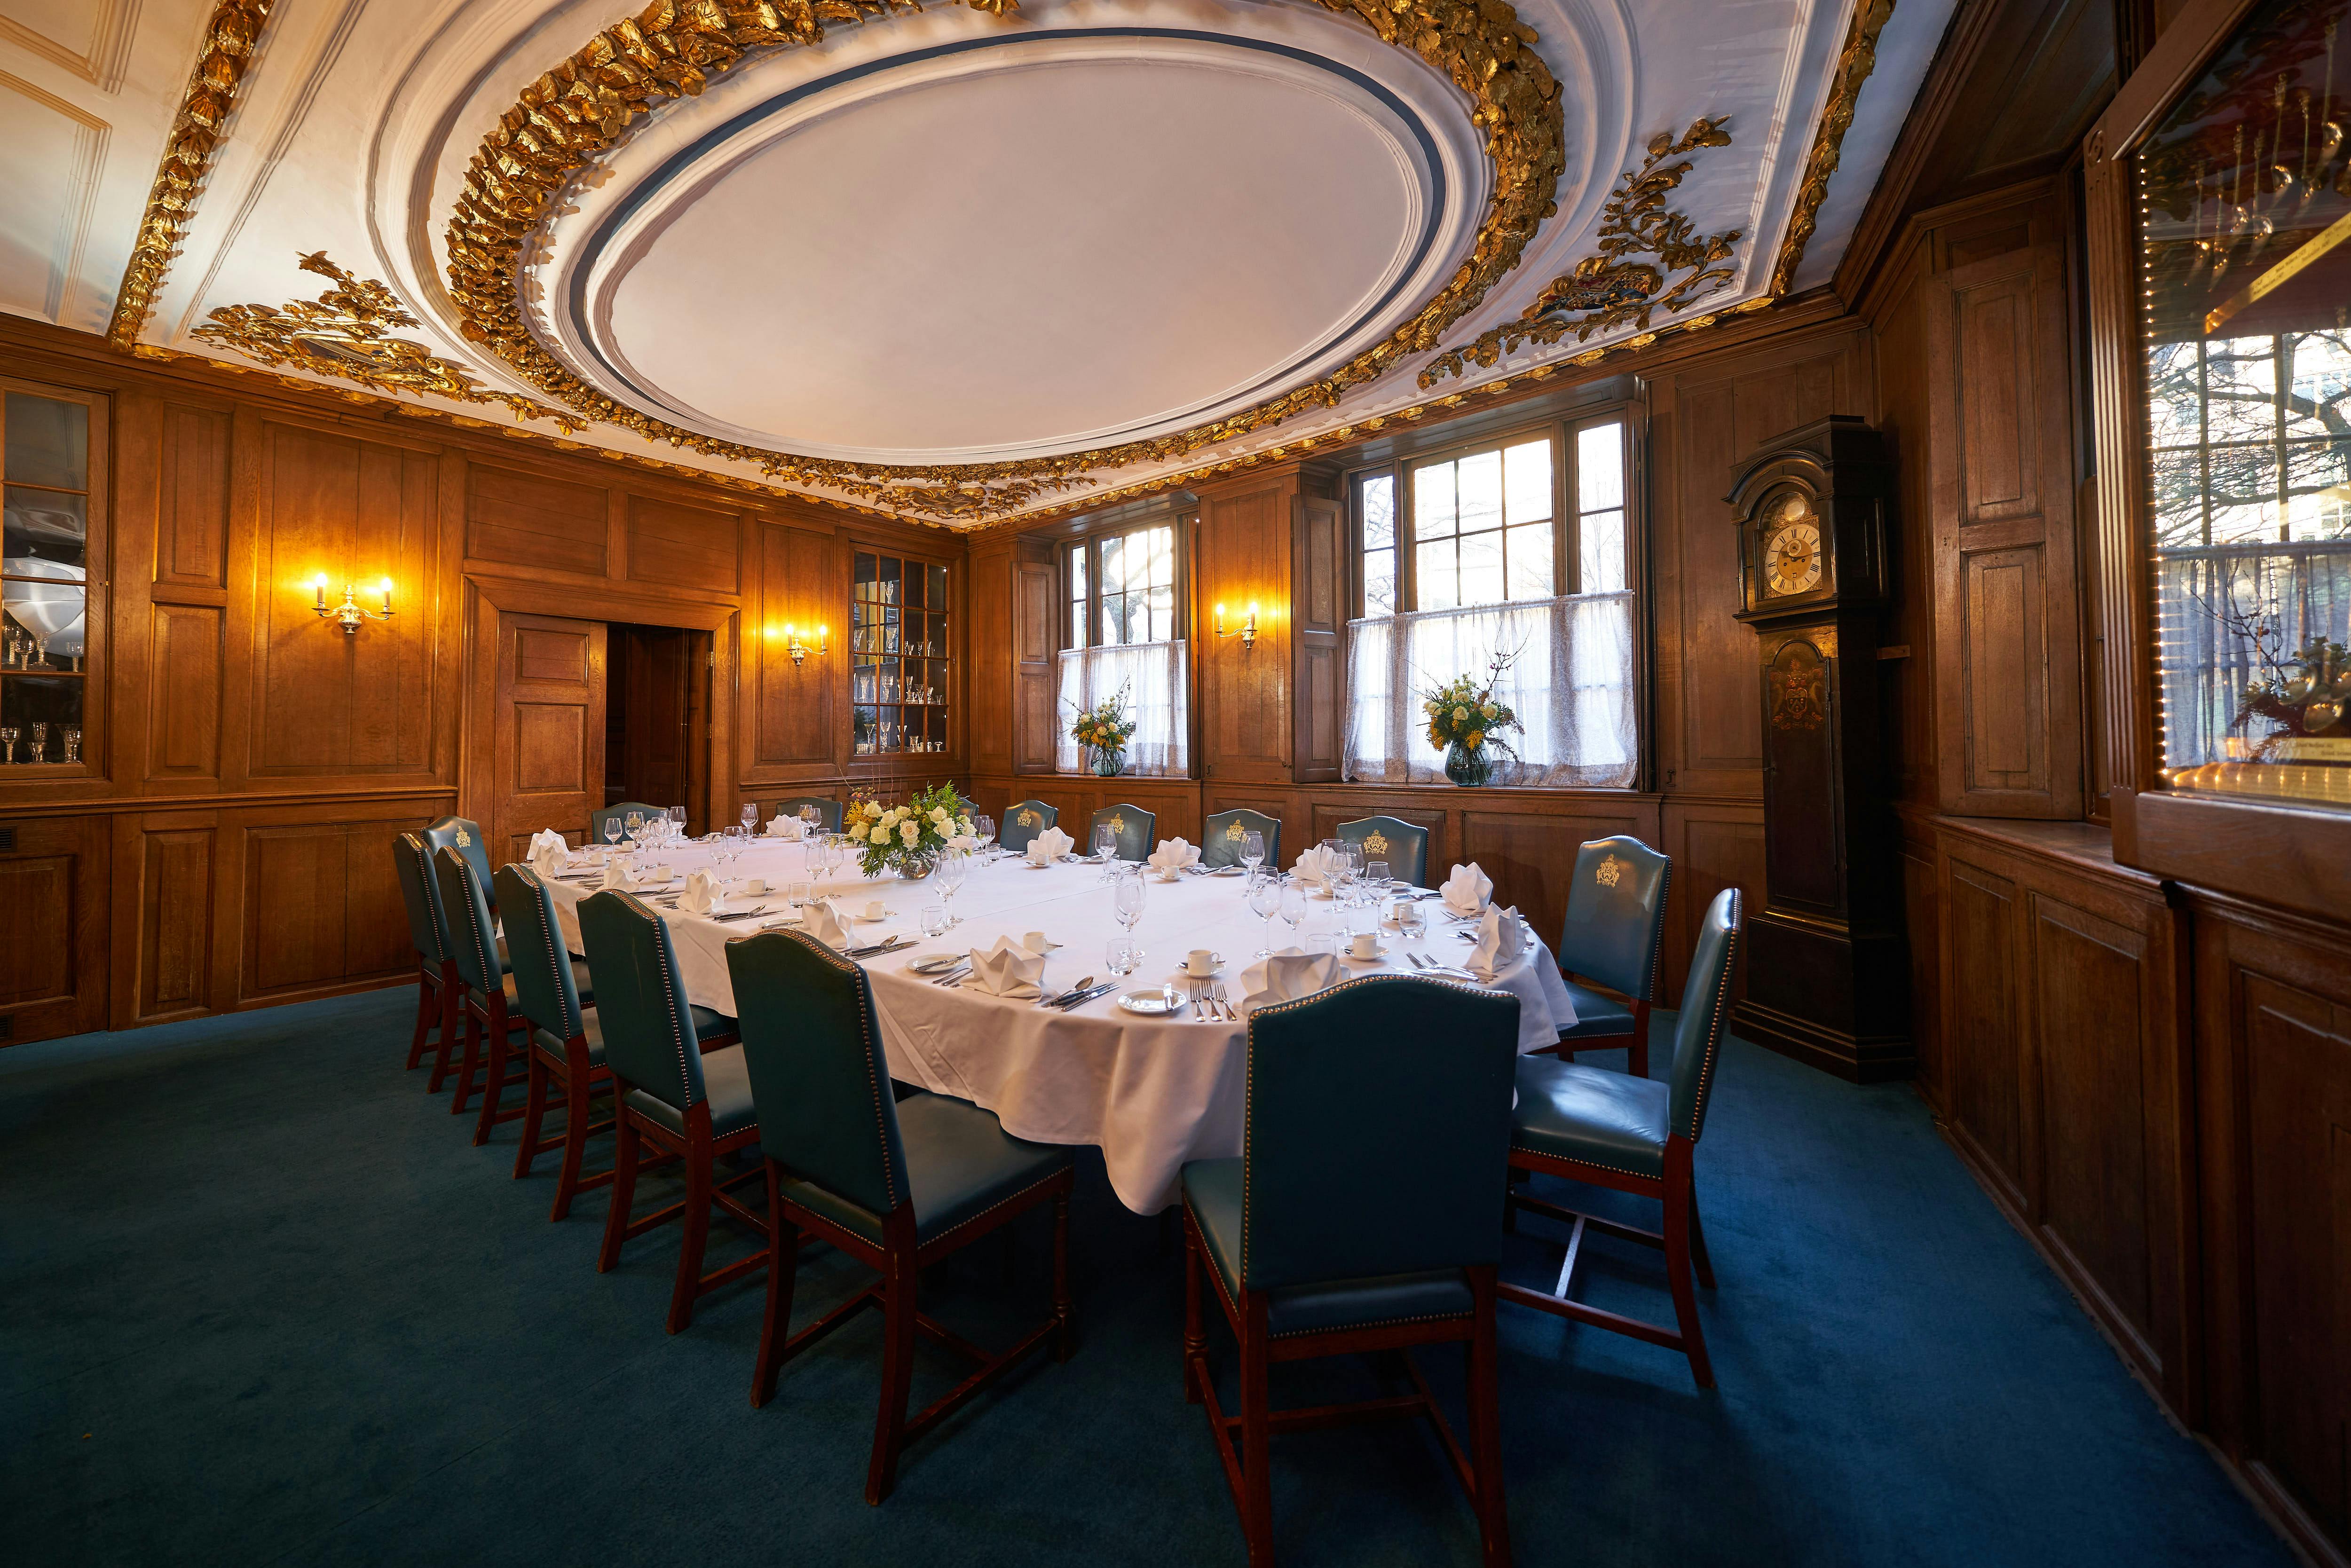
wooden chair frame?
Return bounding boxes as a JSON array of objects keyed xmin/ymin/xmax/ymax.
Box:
[
  {"xmin": 406, "ymin": 947, "xmax": 456, "ymax": 1075},
  {"xmin": 1533, "ymin": 989, "xmax": 1653, "ymax": 1078},
  {"xmin": 1182, "ymin": 1211, "xmax": 1510, "ymax": 1567},
  {"xmin": 1502, "ymin": 1134, "xmax": 1715, "ymax": 1387},
  {"xmin": 598, "ymin": 1084, "xmax": 765, "ymax": 1333},
  {"xmin": 751, "ymin": 1159, "xmax": 1073, "ymax": 1505},
  {"xmin": 450, "ymin": 976, "xmax": 532, "ymax": 1147},
  {"xmin": 513, "ymin": 1017, "xmax": 614, "ymax": 1221}
]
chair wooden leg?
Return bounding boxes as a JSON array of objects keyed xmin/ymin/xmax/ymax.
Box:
[
  {"xmin": 1237, "ymin": 1295, "xmax": 1274, "ymax": 1566},
  {"xmin": 1663, "ymin": 1153, "xmax": 1713, "ymax": 1388},
  {"xmin": 1629, "ymin": 1000, "xmax": 1652, "ymax": 1079},
  {"xmin": 1051, "ymin": 1190, "xmax": 1073, "ymax": 1362},
  {"xmin": 1182, "ymin": 1218, "xmax": 1206, "ymax": 1404},
  {"xmin": 473, "ymin": 1007, "xmax": 518, "ymax": 1146},
  {"xmin": 1688, "ymin": 1184, "xmax": 1716, "ymax": 1290},
  {"xmin": 513, "ymin": 1050, "xmax": 552, "ymax": 1179},
  {"xmin": 550, "ymin": 1052, "xmax": 598, "ymax": 1222},
  {"xmin": 866, "ymin": 1240, "xmax": 920, "ymax": 1505},
  {"xmin": 406, "ymin": 974, "xmax": 435, "ymax": 1069},
  {"xmin": 450, "ymin": 1004, "xmax": 484, "ymax": 1116},
  {"xmin": 751, "ymin": 1162, "xmax": 799, "ymax": 1409},
  {"xmin": 667, "ymin": 1128, "xmax": 715, "ymax": 1334},
  {"xmin": 599, "ymin": 1113, "xmax": 641, "ymax": 1274},
  {"xmin": 427, "ymin": 973, "xmax": 461, "ymax": 1093},
  {"xmin": 1466, "ymin": 1268, "xmax": 1513, "ymax": 1568}
]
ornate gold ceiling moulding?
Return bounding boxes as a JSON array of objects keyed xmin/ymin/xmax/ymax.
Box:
[
  {"xmin": 1422, "ymin": 116, "xmax": 1742, "ymax": 385},
  {"xmin": 191, "ymin": 252, "xmax": 590, "ymax": 432},
  {"xmin": 1769, "ymin": 0, "xmax": 1895, "ymax": 295},
  {"xmin": 106, "ymin": 0, "xmax": 277, "ymax": 348},
  {"xmin": 439, "ymin": 0, "xmax": 1565, "ymax": 522}
]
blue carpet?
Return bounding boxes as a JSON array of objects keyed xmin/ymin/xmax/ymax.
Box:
[{"xmin": 0, "ymin": 989, "xmax": 2294, "ymax": 1567}]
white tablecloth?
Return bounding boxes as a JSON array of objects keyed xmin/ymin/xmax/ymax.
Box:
[{"xmin": 541, "ymin": 839, "xmax": 1577, "ymax": 1213}]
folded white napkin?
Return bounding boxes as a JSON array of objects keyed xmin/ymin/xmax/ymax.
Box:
[
  {"xmin": 677, "ymin": 869, "xmax": 725, "ymax": 915},
  {"xmin": 527, "ymin": 828, "xmax": 570, "ymax": 876},
  {"xmin": 1467, "ymin": 904, "xmax": 1526, "ymax": 981},
  {"xmin": 1026, "ymin": 827, "xmax": 1074, "ymax": 866},
  {"xmin": 948, "ymin": 833, "xmax": 978, "ymax": 851},
  {"xmin": 967, "ymin": 936, "xmax": 1046, "ymax": 998},
  {"xmin": 1441, "ymin": 862, "xmax": 1494, "ymax": 918},
  {"xmin": 1146, "ymin": 837, "xmax": 1199, "ymax": 877},
  {"xmin": 1238, "ymin": 947, "xmax": 1342, "ymax": 1016},
  {"xmin": 801, "ymin": 898, "xmax": 851, "ymax": 949},
  {"xmin": 766, "ymin": 815, "xmax": 809, "ymax": 840},
  {"xmin": 1293, "ymin": 844, "xmax": 1340, "ymax": 889},
  {"xmin": 600, "ymin": 859, "xmax": 639, "ymax": 892}
]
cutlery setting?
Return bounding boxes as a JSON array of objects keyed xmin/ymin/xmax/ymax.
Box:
[{"xmin": 1186, "ymin": 977, "xmax": 1237, "ymax": 1020}]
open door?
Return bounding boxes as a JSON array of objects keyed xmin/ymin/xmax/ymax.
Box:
[{"xmin": 493, "ymin": 612, "xmax": 607, "ymax": 861}]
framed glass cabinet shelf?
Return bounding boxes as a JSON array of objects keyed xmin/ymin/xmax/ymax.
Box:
[
  {"xmin": 850, "ymin": 551, "xmax": 950, "ymax": 757},
  {"xmin": 0, "ymin": 383, "xmax": 101, "ymax": 774}
]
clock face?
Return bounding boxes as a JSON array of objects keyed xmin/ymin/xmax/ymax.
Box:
[{"xmin": 1761, "ymin": 494, "xmax": 1824, "ymax": 597}]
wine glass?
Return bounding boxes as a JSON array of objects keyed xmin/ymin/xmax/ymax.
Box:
[
  {"xmin": 1112, "ymin": 865, "xmax": 1147, "ymax": 959},
  {"xmin": 1278, "ymin": 881, "xmax": 1309, "ymax": 948},
  {"xmin": 935, "ymin": 845, "xmax": 969, "ymax": 925},
  {"xmin": 1364, "ymin": 859, "xmax": 1391, "ymax": 895},
  {"xmin": 0, "ymin": 726, "xmax": 16, "ymax": 764},
  {"xmin": 27, "ymin": 723, "xmax": 47, "ymax": 763},
  {"xmin": 1092, "ymin": 822, "xmax": 1118, "ymax": 875},
  {"xmin": 1239, "ymin": 830, "xmax": 1265, "ymax": 879},
  {"xmin": 741, "ymin": 802, "xmax": 758, "ymax": 835},
  {"xmin": 603, "ymin": 817, "xmax": 622, "ymax": 851},
  {"xmin": 800, "ymin": 804, "xmax": 821, "ymax": 833},
  {"xmin": 975, "ymin": 813, "xmax": 997, "ymax": 858},
  {"xmin": 1248, "ymin": 872, "xmax": 1283, "ymax": 958},
  {"xmin": 623, "ymin": 810, "xmax": 644, "ymax": 847}
]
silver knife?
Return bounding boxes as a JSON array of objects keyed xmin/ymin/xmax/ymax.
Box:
[
  {"xmin": 1037, "ymin": 975, "xmax": 1095, "ymax": 1008},
  {"xmin": 1052, "ymin": 982, "xmax": 1119, "ymax": 1011}
]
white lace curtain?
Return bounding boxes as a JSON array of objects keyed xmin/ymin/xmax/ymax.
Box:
[
  {"xmin": 1344, "ymin": 593, "xmax": 1636, "ymax": 788},
  {"xmin": 1057, "ymin": 640, "xmax": 1190, "ymax": 776}
]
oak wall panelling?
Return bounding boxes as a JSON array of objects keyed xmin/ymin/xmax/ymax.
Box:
[
  {"xmin": 750, "ymin": 518, "xmax": 843, "ymax": 776},
  {"xmin": 464, "ymin": 461, "xmax": 609, "ymax": 578},
  {"xmin": 0, "ymin": 813, "xmax": 107, "ymax": 1042},
  {"xmin": 1191, "ymin": 461, "xmax": 1340, "ymax": 785},
  {"xmin": 965, "ymin": 536, "xmax": 1015, "ymax": 778},
  {"xmin": 1014, "ymin": 540, "xmax": 1057, "ymax": 773}
]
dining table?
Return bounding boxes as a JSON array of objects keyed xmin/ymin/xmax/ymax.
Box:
[{"xmin": 538, "ymin": 836, "xmax": 1579, "ymax": 1213}]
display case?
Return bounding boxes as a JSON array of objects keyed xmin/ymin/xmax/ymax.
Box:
[
  {"xmin": 850, "ymin": 550, "xmax": 950, "ymax": 756},
  {"xmin": 0, "ymin": 382, "xmax": 103, "ymax": 775}
]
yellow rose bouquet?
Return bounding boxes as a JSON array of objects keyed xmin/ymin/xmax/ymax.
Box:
[{"xmin": 1419, "ymin": 654, "xmax": 1521, "ymax": 786}]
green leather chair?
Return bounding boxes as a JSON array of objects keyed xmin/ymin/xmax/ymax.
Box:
[
  {"xmin": 1545, "ymin": 835, "xmax": 1672, "ymax": 1077},
  {"xmin": 435, "ymin": 847, "xmax": 589, "ymax": 1142},
  {"xmin": 727, "ymin": 930, "xmax": 1075, "ymax": 1505},
  {"xmin": 1336, "ymin": 814, "xmax": 1429, "ymax": 886},
  {"xmin": 1181, "ymin": 975, "xmax": 1519, "ymax": 1565},
  {"xmin": 590, "ymin": 800, "xmax": 664, "ymax": 845},
  {"xmin": 766, "ymin": 795, "xmax": 844, "ymax": 834},
  {"xmin": 1201, "ymin": 808, "xmax": 1281, "ymax": 870},
  {"xmin": 423, "ymin": 815, "xmax": 496, "ymax": 913},
  {"xmin": 393, "ymin": 832, "xmax": 456, "ymax": 1076},
  {"xmin": 576, "ymin": 890, "xmax": 758, "ymax": 1334},
  {"xmin": 999, "ymin": 798, "xmax": 1059, "ymax": 854},
  {"xmin": 1504, "ymin": 886, "xmax": 1742, "ymax": 1388},
  {"xmin": 1089, "ymin": 803, "xmax": 1155, "ymax": 862},
  {"xmin": 495, "ymin": 866, "xmax": 736, "ymax": 1222}
]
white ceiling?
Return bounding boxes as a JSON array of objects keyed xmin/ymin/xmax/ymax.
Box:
[{"xmin": 0, "ymin": 0, "xmax": 1959, "ymax": 521}]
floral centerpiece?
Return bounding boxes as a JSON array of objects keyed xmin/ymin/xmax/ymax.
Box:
[
  {"xmin": 846, "ymin": 782, "xmax": 975, "ymax": 879},
  {"xmin": 1067, "ymin": 681, "xmax": 1139, "ymax": 777},
  {"xmin": 1422, "ymin": 654, "xmax": 1522, "ymax": 787}
]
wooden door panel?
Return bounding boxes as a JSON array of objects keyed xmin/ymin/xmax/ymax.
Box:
[
  {"xmin": 1946, "ymin": 857, "xmax": 2028, "ymax": 1210},
  {"xmin": 0, "ymin": 815, "xmax": 107, "ymax": 1043},
  {"xmin": 140, "ymin": 828, "xmax": 215, "ymax": 1019},
  {"xmin": 493, "ymin": 612, "xmax": 605, "ymax": 853}
]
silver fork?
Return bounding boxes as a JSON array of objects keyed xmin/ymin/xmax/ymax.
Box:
[
  {"xmin": 1188, "ymin": 977, "xmax": 1203, "ymax": 1020},
  {"xmin": 1211, "ymin": 980, "xmax": 1236, "ymax": 1021}
]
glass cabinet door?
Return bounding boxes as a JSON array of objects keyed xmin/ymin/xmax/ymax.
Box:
[
  {"xmin": 1, "ymin": 385, "xmax": 100, "ymax": 771},
  {"xmin": 851, "ymin": 549, "xmax": 949, "ymax": 756},
  {"xmin": 2136, "ymin": 0, "xmax": 2351, "ymax": 808}
]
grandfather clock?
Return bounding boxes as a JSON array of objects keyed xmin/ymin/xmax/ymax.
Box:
[{"xmin": 1727, "ymin": 416, "xmax": 1911, "ymax": 1083}]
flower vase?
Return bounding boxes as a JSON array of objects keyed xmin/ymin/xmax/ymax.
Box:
[
  {"xmin": 1091, "ymin": 746, "xmax": 1127, "ymax": 778},
  {"xmin": 896, "ymin": 853, "xmax": 936, "ymax": 881},
  {"xmin": 1444, "ymin": 741, "xmax": 1493, "ymax": 787}
]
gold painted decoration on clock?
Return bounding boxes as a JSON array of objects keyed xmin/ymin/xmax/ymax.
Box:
[
  {"xmin": 192, "ymin": 253, "xmax": 589, "ymax": 432},
  {"xmin": 438, "ymin": 0, "xmax": 1566, "ymax": 521},
  {"xmin": 1422, "ymin": 117, "xmax": 1741, "ymax": 385},
  {"xmin": 1767, "ymin": 638, "xmax": 1830, "ymax": 731}
]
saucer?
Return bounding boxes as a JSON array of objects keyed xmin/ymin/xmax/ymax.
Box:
[
  {"xmin": 1173, "ymin": 964, "xmax": 1225, "ymax": 981},
  {"xmin": 1117, "ymin": 986, "xmax": 1184, "ymax": 1016},
  {"xmin": 1340, "ymin": 943, "xmax": 1389, "ymax": 965}
]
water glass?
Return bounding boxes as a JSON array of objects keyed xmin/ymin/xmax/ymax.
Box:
[
  {"xmin": 1278, "ymin": 882, "xmax": 1309, "ymax": 946},
  {"xmin": 1092, "ymin": 823, "xmax": 1118, "ymax": 872},
  {"xmin": 920, "ymin": 903, "xmax": 951, "ymax": 938},
  {"xmin": 936, "ymin": 845, "xmax": 969, "ymax": 922},
  {"xmin": 1105, "ymin": 935, "xmax": 1140, "ymax": 977},
  {"xmin": 1240, "ymin": 830, "xmax": 1265, "ymax": 877},
  {"xmin": 1397, "ymin": 899, "xmax": 1427, "ymax": 941},
  {"xmin": 1113, "ymin": 864, "xmax": 1147, "ymax": 956},
  {"xmin": 1248, "ymin": 872, "xmax": 1282, "ymax": 957},
  {"xmin": 788, "ymin": 879, "xmax": 812, "ymax": 908}
]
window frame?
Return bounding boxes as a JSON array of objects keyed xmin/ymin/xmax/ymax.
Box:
[
  {"xmin": 1346, "ymin": 408, "xmax": 1636, "ymax": 618},
  {"xmin": 0, "ymin": 375, "xmax": 108, "ymax": 783},
  {"xmin": 1062, "ymin": 515, "xmax": 1190, "ymax": 652}
]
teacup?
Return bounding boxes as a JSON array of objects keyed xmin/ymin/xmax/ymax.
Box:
[
  {"xmin": 742, "ymin": 877, "xmax": 766, "ymax": 896},
  {"xmin": 1348, "ymin": 932, "xmax": 1380, "ymax": 961},
  {"xmin": 1024, "ymin": 930, "xmax": 1062, "ymax": 954},
  {"xmin": 862, "ymin": 899, "xmax": 888, "ymax": 921},
  {"xmin": 1183, "ymin": 948, "xmax": 1222, "ymax": 977}
]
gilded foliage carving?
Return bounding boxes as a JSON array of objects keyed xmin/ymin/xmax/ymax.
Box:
[
  {"xmin": 192, "ymin": 253, "xmax": 589, "ymax": 432},
  {"xmin": 1422, "ymin": 117, "xmax": 1739, "ymax": 385},
  {"xmin": 106, "ymin": 0, "xmax": 278, "ymax": 348},
  {"xmin": 438, "ymin": 0, "xmax": 1565, "ymax": 520}
]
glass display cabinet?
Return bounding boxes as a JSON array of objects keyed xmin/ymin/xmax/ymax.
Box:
[
  {"xmin": 850, "ymin": 551, "xmax": 950, "ymax": 757},
  {"xmin": 2089, "ymin": 0, "xmax": 2351, "ymax": 907},
  {"xmin": 0, "ymin": 383, "xmax": 102, "ymax": 775}
]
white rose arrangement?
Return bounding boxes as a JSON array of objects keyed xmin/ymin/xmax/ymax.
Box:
[{"xmin": 849, "ymin": 783, "xmax": 976, "ymax": 878}]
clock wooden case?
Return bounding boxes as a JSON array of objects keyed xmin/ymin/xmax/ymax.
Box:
[{"xmin": 1726, "ymin": 415, "xmax": 1911, "ymax": 1082}]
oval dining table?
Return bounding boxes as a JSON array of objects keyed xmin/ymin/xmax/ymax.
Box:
[{"xmin": 539, "ymin": 837, "xmax": 1579, "ymax": 1213}]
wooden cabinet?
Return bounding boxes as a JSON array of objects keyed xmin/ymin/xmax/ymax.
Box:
[{"xmin": 0, "ymin": 812, "xmax": 106, "ymax": 1041}]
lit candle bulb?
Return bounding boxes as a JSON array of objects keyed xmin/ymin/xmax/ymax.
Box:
[{"xmin": 313, "ymin": 572, "xmax": 329, "ymax": 609}]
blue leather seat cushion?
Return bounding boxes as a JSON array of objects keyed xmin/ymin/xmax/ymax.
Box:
[
  {"xmin": 1181, "ymin": 1158, "xmax": 1474, "ymax": 1338},
  {"xmin": 779, "ymin": 1092, "xmax": 1071, "ymax": 1247},
  {"xmin": 534, "ymin": 1002, "xmax": 727, "ymax": 1064},
  {"xmin": 1556, "ymin": 978, "xmax": 1636, "ymax": 1039},
  {"xmin": 623, "ymin": 1042, "xmax": 758, "ymax": 1138},
  {"xmin": 1511, "ymin": 1056, "xmax": 1668, "ymax": 1178}
]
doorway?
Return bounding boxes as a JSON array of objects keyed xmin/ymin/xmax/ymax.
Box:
[{"xmin": 603, "ymin": 623, "xmax": 711, "ymax": 835}]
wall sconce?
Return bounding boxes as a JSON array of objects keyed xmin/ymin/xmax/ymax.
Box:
[
  {"xmin": 783, "ymin": 622, "xmax": 828, "ymax": 666},
  {"xmin": 1214, "ymin": 601, "xmax": 1259, "ymax": 650},
  {"xmin": 314, "ymin": 573, "xmax": 394, "ymax": 634}
]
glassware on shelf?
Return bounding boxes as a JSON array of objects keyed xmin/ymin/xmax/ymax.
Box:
[
  {"xmin": 60, "ymin": 726, "xmax": 79, "ymax": 764},
  {"xmin": 0, "ymin": 726, "xmax": 15, "ymax": 763},
  {"xmin": 26, "ymin": 722, "xmax": 46, "ymax": 763}
]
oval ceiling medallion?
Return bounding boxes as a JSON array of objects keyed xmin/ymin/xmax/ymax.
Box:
[{"xmin": 442, "ymin": 0, "xmax": 1564, "ymax": 520}]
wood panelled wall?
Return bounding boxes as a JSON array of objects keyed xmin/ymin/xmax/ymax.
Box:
[{"xmin": 0, "ymin": 317, "xmax": 959, "ymax": 1042}]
